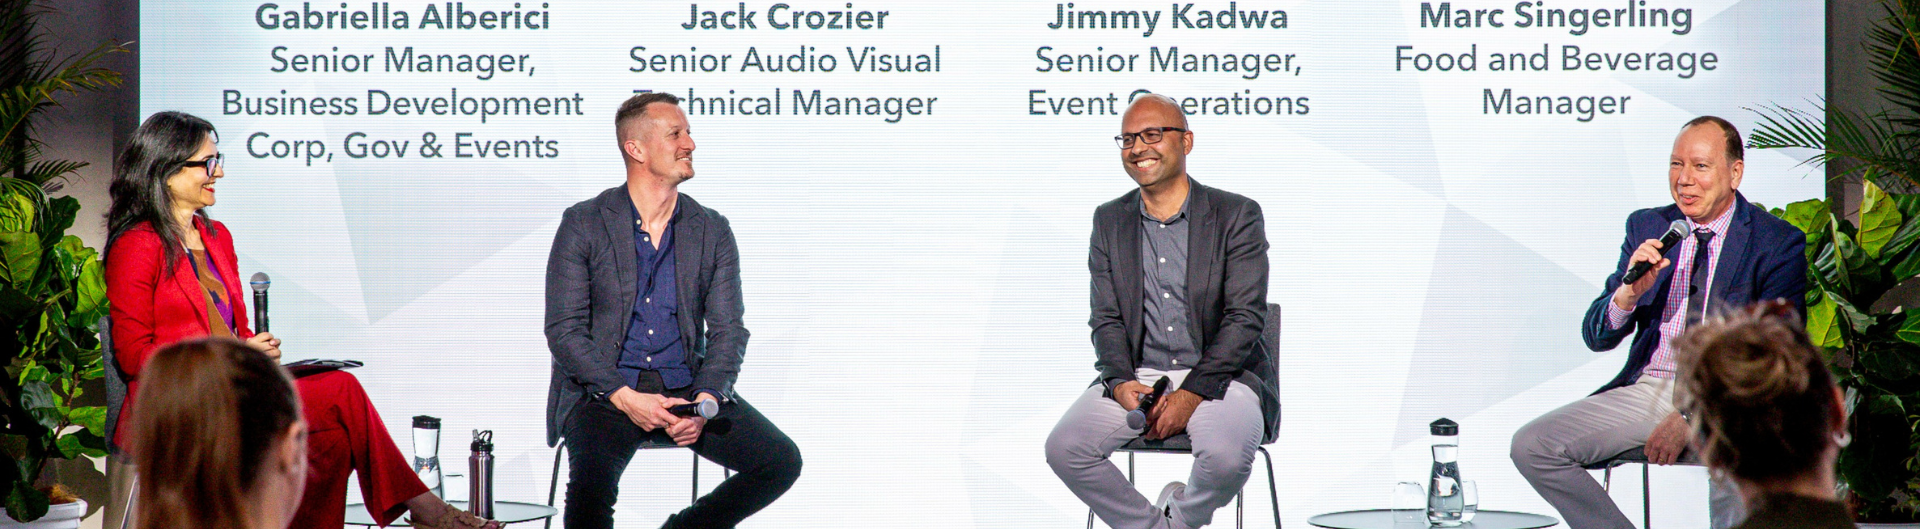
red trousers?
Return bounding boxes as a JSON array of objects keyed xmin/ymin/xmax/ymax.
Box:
[{"xmin": 291, "ymin": 370, "xmax": 429, "ymax": 529}]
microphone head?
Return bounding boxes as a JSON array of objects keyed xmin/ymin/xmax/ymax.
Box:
[
  {"xmin": 1126, "ymin": 409, "xmax": 1148, "ymax": 430},
  {"xmin": 1665, "ymin": 219, "xmax": 1690, "ymax": 237},
  {"xmin": 695, "ymin": 399, "xmax": 719, "ymax": 419},
  {"xmin": 250, "ymin": 272, "xmax": 271, "ymax": 293}
]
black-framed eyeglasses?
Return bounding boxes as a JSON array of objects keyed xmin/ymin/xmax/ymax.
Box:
[
  {"xmin": 180, "ymin": 153, "xmax": 224, "ymax": 174},
  {"xmin": 1114, "ymin": 127, "xmax": 1187, "ymax": 149}
]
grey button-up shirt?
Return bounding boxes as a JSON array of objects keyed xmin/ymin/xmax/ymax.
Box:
[{"xmin": 1139, "ymin": 195, "xmax": 1198, "ymax": 372}]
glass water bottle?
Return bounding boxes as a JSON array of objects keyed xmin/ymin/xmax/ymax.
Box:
[{"xmin": 1427, "ymin": 418, "xmax": 1465, "ymax": 526}]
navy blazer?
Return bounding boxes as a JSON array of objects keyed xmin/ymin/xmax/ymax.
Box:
[
  {"xmin": 1580, "ymin": 192, "xmax": 1807, "ymax": 393},
  {"xmin": 544, "ymin": 186, "xmax": 749, "ymax": 446}
]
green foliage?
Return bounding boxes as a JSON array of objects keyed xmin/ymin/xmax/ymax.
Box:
[
  {"xmin": 1769, "ymin": 181, "xmax": 1920, "ymax": 519},
  {"xmin": 1751, "ymin": 0, "xmax": 1920, "ymax": 519},
  {"xmin": 0, "ymin": 181, "xmax": 104, "ymax": 523},
  {"xmin": 0, "ymin": 1, "xmax": 123, "ymax": 522},
  {"xmin": 1777, "ymin": 184, "xmax": 1920, "ymax": 521}
]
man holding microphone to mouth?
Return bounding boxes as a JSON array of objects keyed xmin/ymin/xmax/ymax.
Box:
[{"xmin": 1510, "ymin": 116, "xmax": 1808, "ymax": 529}]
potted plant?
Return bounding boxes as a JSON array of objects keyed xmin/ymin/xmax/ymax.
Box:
[
  {"xmin": 0, "ymin": 0, "xmax": 125, "ymax": 525},
  {"xmin": 1748, "ymin": 0, "xmax": 1920, "ymax": 524}
]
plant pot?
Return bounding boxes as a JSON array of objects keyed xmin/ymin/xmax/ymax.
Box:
[{"xmin": 0, "ymin": 500, "xmax": 87, "ymax": 529}]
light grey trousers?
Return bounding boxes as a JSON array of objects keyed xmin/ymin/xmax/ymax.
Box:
[
  {"xmin": 1046, "ymin": 369, "xmax": 1264, "ymax": 529},
  {"xmin": 1510, "ymin": 376, "xmax": 1744, "ymax": 529}
]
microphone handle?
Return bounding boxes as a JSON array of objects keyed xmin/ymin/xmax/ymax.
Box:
[
  {"xmin": 1620, "ymin": 229, "xmax": 1688, "ymax": 285},
  {"xmin": 254, "ymin": 291, "xmax": 269, "ymax": 333},
  {"xmin": 1620, "ymin": 262, "xmax": 1655, "ymax": 285}
]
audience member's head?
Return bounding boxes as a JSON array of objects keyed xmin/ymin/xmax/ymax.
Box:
[
  {"xmin": 132, "ymin": 338, "xmax": 306, "ymax": 529},
  {"xmin": 1675, "ymin": 300, "xmax": 1846, "ymax": 496}
]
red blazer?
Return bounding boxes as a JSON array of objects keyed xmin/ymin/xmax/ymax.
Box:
[{"xmin": 105, "ymin": 217, "xmax": 254, "ymax": 444}]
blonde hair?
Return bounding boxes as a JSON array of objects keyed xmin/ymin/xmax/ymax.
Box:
[
  {"xmin": 1674, "ymin": 301, "xmax": 1840, "ymax": 482},
  {"xmin": 131, "ymin": 338, "xmax": 301, "ymax": 529}
]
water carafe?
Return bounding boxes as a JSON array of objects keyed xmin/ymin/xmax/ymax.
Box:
[
  {"xmin": 411, "ymin": 416, "xmax": 442, "ymax": 497},
  {"xmin": 1427, "ymin": 418, "xmax": 1464, "ymax": 526}
]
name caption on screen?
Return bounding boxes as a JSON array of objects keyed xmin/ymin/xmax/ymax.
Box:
[
  {"xmin": 1028, "ymin": 89, "xmax": 1307, "ymax": 116},
  {"xmin": 222, "ymin": 88, "xmax": 585, "ymax": 124},
  {"xmin": 1035, "ymin": 46, "xmax": 1297, "ymax": 79},
  {"xmin": 244, "ymin": 131, "xmax": 559, "ymax": 165},
  {"xmin": 1482, "ymin": 89, "xmax": 1627, "ymax": 122},
  {"xmin": 1394, "ymin": 43, "xmax": 1715, "ymax": 78},
  {"xmin": 682, "ymin": 3, "xmax": 889, "ymax": 30},
  {"xmin": 270, "ymin": 46, "xmax": 535, "ymax": 80},
  {"xmin": 254, "ymin": 2, "xmax": 552, "ymax": 30},
  {"xmin": 674, "ymin": 88, "xmax": 935, "ymax": 123},
  {"xmin": 1047, "ymin": 2, "xmax": 1287, "ymax": 38},
  {"xmin": 629, "ymin": 45, "xmax": 938, "ymax": 74},
  {"xmin": 1417, "ymin": 1, "xmax": 1693, "ymax": 35}
]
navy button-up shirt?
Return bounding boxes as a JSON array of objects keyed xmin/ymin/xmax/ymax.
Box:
[{"xmin": 619, "ymin": 203, "xmax": 693, "ymax": 391}]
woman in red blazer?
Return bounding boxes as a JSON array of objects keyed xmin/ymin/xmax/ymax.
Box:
[{"xmin": 105, "ymin": 112, "xmax": 499, "ymax": 529}]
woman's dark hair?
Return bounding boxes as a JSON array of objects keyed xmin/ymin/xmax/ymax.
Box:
[
  {"xmin": 1675, "ymin": 301, "xmax": 1842, "ymax": 483},
  {"xmin": 109, "ymin": 111, "xmax": 219, "ymax": 268},
  {"xmin": 131, "ymin": 338, "xmax": 301, "ymax": 529}
]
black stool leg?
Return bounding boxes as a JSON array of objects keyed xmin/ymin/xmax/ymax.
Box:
[
  {"xmin": 1642, "ymin": 463, "xmax": 1650, "ymax": 529},
  {"xmin": 547, "ymin": 445, "xmax": 565, "ymax": 529},
  {"xmin": 1261, "ymin": 447, "xmax": 1280, "ymax": 528},
  {"xmin": 1236, "ymin": 491, "xmax": 1244, "ymax": 529}
]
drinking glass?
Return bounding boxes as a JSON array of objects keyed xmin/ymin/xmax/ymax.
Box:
[
  {"xmin": 1391, "ymin": 481, "xmax": 1425, "ymax": 523},
  {"xmin": 1460, "ymin": 480, "xmax": 1479, "ymax": 522}
]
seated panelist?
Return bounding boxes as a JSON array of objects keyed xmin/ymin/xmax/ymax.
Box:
[
  {"xmin": 106, "ymin": 111, "xmax": 497, "ymax": 529},
  {"xmin": 1044, "ymin": 94, "xmax": 1278, "ymax": 529},
  {"xmin": 1510, "ymin": 116, "xmax": 1808, "ymax": 529},
  {"xmin": 544, "ymin": 93, "xmax": 802, "ymax": 529}
]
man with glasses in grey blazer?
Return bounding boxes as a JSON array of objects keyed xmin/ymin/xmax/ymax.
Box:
[{"xmin": 1046, "ymin": 94, "xmax": 1278, "ymax": 529}]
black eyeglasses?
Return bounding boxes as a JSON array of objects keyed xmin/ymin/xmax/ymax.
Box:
[
  {"xmin": 1114, "ymin": 127, "xmax": 1186, "ymax": 149},
  {"xmin": 180, "ymin": 153, "xmax": 224, "ymax": 174}
]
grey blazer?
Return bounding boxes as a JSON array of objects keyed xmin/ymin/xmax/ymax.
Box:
[
  {"xmin": 1089, "ymin": 179, "xmax": 1280, "ymax": 440},
  {"xmin": 544, "ymin": 186, "xmax": 748, "ymax": 446}
]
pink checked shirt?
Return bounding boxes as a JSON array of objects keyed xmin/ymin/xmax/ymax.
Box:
[{"xmin": 1604, "ymin": 206, "xmax": 1735, "ymax": 379}]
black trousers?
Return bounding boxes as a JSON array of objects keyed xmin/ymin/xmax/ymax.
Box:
[{"xmin": 562, "ymin": 385, "xmax": 801, "ymax": 529}]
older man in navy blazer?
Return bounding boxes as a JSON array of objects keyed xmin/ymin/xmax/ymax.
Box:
[
  {"xmin": 545, "ymin": 93, "xmax": 801, "ymax": 529},
  {"xmin": 1511, "ymin": 116, "xmax": 1807, "ymax": 529}
]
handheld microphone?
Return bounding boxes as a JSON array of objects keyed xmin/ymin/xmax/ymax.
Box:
[
  {"xmin": 668, "ymin": 399, "xmax": 719, "ymax": 419},
  {"xmin": 1125, "ymin": 377, "xmax": 1172, "ymax": 431},
  {"xmin": 1620, "ymin": 220, "xmax": 1690, "ymax": 285},
  {"xmin": 250, "ymin": 272, "xmax": 271, "ymax": 333}
]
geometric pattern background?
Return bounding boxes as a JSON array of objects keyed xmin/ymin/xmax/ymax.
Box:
[{"xmin": 140, "ymin": 0, "xmax": 1822, "ymax": 526}]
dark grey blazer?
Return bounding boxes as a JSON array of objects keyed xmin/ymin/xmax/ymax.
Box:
[
  {"xmin": 544, "ymin": 186, "xmax": 748, "ymax": 446},
  {"xmin": 1089, "ymin": 179, "xmax": 1280, "ymax": 440}
]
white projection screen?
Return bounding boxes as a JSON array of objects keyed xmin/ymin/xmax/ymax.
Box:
[{"xmin": 138, "ymin": 1, "xmax": 1822, "ymax": 526}]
